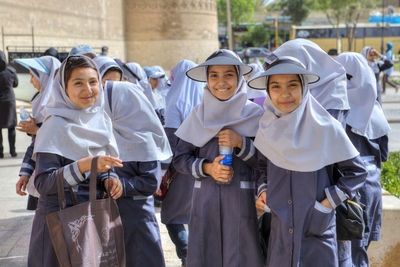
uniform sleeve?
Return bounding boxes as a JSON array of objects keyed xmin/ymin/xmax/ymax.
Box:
[
  {"xmin": 234, "ymin": 136, "xmax": 258, "ymax": 167},
  {"xmin": 255, "ymin": 151, "xmax": 269, "ymax": 198},
  {"xmin": 165, "ymin": 127, "xmax": 179, "ymax": 154},
  {"xmin": 173, "ymin": 139, "xmax": 209, "ymax": 180},
  {"xmin": 119, "ymin": 161, "xmax": 161, "ymax": 197},
  {"xmin": 19, "ymin": 140, "xmax": 36, "ymax": 177},
  {"xmin": 324, "ymin": 155, "xmax": 367, "ymax": 209}
]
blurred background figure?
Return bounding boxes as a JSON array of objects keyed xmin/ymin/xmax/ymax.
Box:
[
  {"xmin": 100, "ymin": 46, "xmax": 109, "ymax": 56},
  {"xmin": 0, "ymin": 50, "xmax": 19, "ymax": 158},
  {"xmin": 382, "ymin": 42, "xmax": 398, "ymax": 94}
]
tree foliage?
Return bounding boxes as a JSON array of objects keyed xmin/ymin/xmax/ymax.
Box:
[
  {"xmin": 217, "ymin": 0, "xmax": 256, "ymax": 25},
  {"xmin": 242, "ymin": 25, "xmax": 270, "ymax": 47},
  {"xmin": 275, "ymin": 0, "xmax": 316, "ymax": 25}
]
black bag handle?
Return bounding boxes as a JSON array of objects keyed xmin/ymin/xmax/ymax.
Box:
[{"xmin": 89, "ymin": 156, "xmax": 99, "ymax": 202}]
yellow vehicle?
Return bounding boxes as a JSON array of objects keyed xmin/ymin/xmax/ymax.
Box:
[{"xmin": 290, "ymin": 23, "xmax": 400, "ymax": 54}]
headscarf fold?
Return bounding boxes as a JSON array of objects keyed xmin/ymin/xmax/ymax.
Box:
[
  {"xmin": 336, "ymin": 52, "xmax": 390, "ymax": 139},
  {"xmin": 165, "ymin": 60, "xmax": 204, "ymax": 128},
  {"xmin": 104, "ymin": 81, "xmax": 172, "ymax": 162},
  {"xmin": 93, "ymin": 56, "xmax": 122, "ymax": 79},
  {"xmin": 33, "ymin": 55, "xmax": 118, "ymax": 161}
]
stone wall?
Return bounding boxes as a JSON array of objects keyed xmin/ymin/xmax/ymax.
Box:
[
  {"xmin": 0, "ymin": 0, "xmax": 124, "ymax": 59},
  {"xmin": 0, "ymin": 0, "xmax": 219, "ymax": 70},
  {"xmin": 124, "ymin": 0, "xmax": 219, "ymax": 69}
]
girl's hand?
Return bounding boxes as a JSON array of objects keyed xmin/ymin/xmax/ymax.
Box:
[
  {"xmin": 16, "ymin": 175, "xmax": 29, "ymax": 196},
  {"xmin": 203, "ymin": 155, "xmax": 234, "ymax": 183},
  {"xmin": 320, "ymin": 198, "xmax": 333, "ymax": 210},
  {"xmin": 256, "ymin": 191, "xmax": 266, "ymax": 211},
  {"xmin": 104, "ymin": 178, "xmax": 123, "ymax": 199},
  {"xmin": 78, "ymin": 156, "xmax": 123, "ymax": 174},
  {"xmin": 218, "ymin": 129, "xmax": 243, "ymax": 149},
  {"xmin": 16, "ymin": 117, "xmax": 39, "ymax": 135}
]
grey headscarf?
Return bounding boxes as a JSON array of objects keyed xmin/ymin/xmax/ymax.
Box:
[
  {"xmin": 175, "ymin": 51, "xmax": 263, "ymax": 147},
  {"xmin": 16, "ymin": 56, "xmax": 61, "ymax": 124},
  {"xmin": 336, "ymin": 52, "xmax": 390, "ymax": 139},
  {"xmin": 104, "ymin": 81, "xmax": 172, "ymax": 162},
  {"xmin": 93, "ymin": 56, "xmax": 122, "ymax": 79},
  {"xmin": 272, "ymin": 39, "xmax": 350, "ymax": 111},
  {"xmin": 33, "ymin": 55, "xmax": 119, "ymax": 161},
  {"xmin": 249, "ymin": 58, "xmax": 359, "ymax": 172}
]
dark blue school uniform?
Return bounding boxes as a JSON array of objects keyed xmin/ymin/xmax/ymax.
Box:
[
  {"xmin": 27, "ymin": 153, "xmax": 117, "ymax": 267},
  {"xmin": 173, "ymin": 137, "xmax": 264, "ymax": 267},
  {"xmin": 115, "ymin": 160, "xmax": 165, "ymax": 267},
  {"xmin": 257, "ymin": 153, "xmax": 367, "ymax": 267},
  {"xmin": 345, "ymin": 125, "xmax": 389, "ymax": 267}
]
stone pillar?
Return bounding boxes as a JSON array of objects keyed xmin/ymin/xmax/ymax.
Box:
[{"xmin": 124, "ymin": 0, "xmax": 219, "ymax": 70}]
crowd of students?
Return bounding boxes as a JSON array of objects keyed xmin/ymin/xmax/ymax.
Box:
[{"xmin": 11, "ymin": 39, "xmax": 390, "ymax": 267}]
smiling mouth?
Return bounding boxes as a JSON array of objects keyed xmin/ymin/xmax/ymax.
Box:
[
  {"xmin": 279, "ymin": 101, "xmax": 294, "ymax": 105},
  {"xmin": 216, "ymin": 88, "xmax": 230, "ymax": 92}
]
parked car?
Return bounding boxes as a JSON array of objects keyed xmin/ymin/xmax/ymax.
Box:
[{"xmin": 236, "ymin": 47, "xmax": 271, "ymax": 61}]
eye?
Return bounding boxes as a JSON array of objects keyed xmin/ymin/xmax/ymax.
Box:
[
  {"xmin": 74, "ymin": 81, "xmax": 82, "ymax": 86},
  {"xmin": 209, "ymin": 74, "xmax": 217, "ymax": 78}
]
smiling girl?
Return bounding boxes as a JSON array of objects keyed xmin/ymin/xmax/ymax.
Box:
[
  {"xmin": 28, "ymin": 55, "xmax": 123, "ymax": 267},
  {"xmin": 173, "ymin": 49, "xmax": 264, "ymax": 267},
  {"xmin": 249, "ymin": 57, "xmax": 367, "ymax": 267}
]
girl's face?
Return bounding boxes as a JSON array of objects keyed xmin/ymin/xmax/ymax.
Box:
[
  {"xmin": 207, "ymin": 65, "xmax": 238, "ymax": 100},
  {"xmin": 66, "ymin": 67, "xmax": 100, "ymax": 109},
  {"xmin": 268, "ymin": 74, "xmax": 302, "ymax": 113},
  {"xmin": 149, "ymin": 78, "xmax": 159, "ymax": 89},
  {"xmin": 30, "ymin": 73, "xmax": 41, "ymax": 91},
  {"xmin": 101, "ymin": 70, "xmax": 122, "ymax": 87}
]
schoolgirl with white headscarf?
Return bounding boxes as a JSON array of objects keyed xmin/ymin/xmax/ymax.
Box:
[
  {"xmin": 15, "ymin": 56, "xmax": 61, "ymax": 208},
  {"xmin": 336, "ymin": 52, "xmax": 390, "ymax": 267},
  {"xmin": 161, "ymin": 59, "xmax": 204, "ymax": 265},
  {"xmin": 93, "ymin": 56, "xmax": 122, "ymax": 86},
  {"xmin": 103, "ymin": 81, "xmax": 171, "ymax": 267},
  {"xmin": 173, "ymin": 49, "xmax": 264, "ymax": 267},
  {"xmin": 28, "ymin": 55, "xmax": 123, "ymax": 267},
  {"xmin": 248, "ymin": 56, "xmax": 367, "ymax": 267},
  {"xmin": 271, "ymin": 39, "xmax": 350, "ymax": 127}
]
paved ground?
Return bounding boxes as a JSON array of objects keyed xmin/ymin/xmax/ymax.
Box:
[{"xmin": 0, "ymin": 88, "xmax": 399, "ymax": 267}]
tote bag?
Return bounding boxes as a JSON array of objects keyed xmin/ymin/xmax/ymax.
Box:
[{"xmin": 46, "ymin": 157, "xmax": 126, "ymax": 267}]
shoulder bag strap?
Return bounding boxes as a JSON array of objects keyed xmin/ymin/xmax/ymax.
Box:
[{"xmin": 89, "ymin": 157, "xmax": 99, "ymax": 202}]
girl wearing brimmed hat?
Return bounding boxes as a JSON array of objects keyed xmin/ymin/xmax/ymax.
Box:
[
  {"xmin": 173, "ymin": 49, "xmax": 264, "ymax": 267},
  {"xmin": 336, "ymin": 53, "xmax": 390, "ymax": 267},
  {"xmin": 14, "ymin": 56, "xmax": 61, "ymax": 210},
  {"xmin": 248, "ymin": 57, "xmax": 367, "ymax": 267}
]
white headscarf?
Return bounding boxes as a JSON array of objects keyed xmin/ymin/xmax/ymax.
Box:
[
  {"xmin": 125, "ymin": 62, "xmax": 163, "ymax": 110},
  {"xmin": 336, "ymin": 52, "xmax": 390, "ymax": 139},
  {"xmin": 28, "ymin": 57, "xmax": 61, "ymax": 124},
  {"xmin": 93, "ymin": 56, "xmax": 122, "ymax": 79},
  {"xmin": 246, "ymin": 63, "xmax": 267, "ymax": 100},
  {"xmin": 175, "ymin": 76, "xmax": 263, "ymax": 147},
  {"xmin": 253, "ymin": 63, "xmax": 359, "ymax": 172},
  {"xmin": 104, "ymin": 81, "xmax": 172, "ymax": 162},
  {"xmin": 273, "ymin": 39, "xmax": 350, "ymax": 111},
  {"xmin": 165, "ymin": 59, "xmax": 204, "ymax": 128},
  {"xmin": 33, "ymin": 55, "xmax": 119, "ymax": 161}
]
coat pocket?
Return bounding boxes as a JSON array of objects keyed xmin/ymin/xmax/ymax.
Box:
[{"xmin": 306, "ymin": 201, "xmax": 335, "ymax": 236}]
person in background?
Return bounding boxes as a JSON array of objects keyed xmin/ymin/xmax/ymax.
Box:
[
  {"xmin": 0, "ymin": 50, "xmax": 19, "ymax": 158},
  {"xmin": 43, "ymin": 47, "xmax": 60, "ymax": 61},
  {"xmin": 381, "ymin": 42, "xmax": 398, "ymax": 94},
  {"xmin": 361, "ymin": 46, "xmax": 394, "ymax": 105},
  {"xmin": 93, "ymin": 56, "xmax": 123, "ymax": 86},
  {"xmin": 161, "ymin": 59, "xmax": 204, "ymax": 267},
  {"xmin": 100, "ymin": 46, "xmax": 109, "ymax": 56},
  {"xmin": 327, "ymin": 48, "xmax": 338, "ymax": 57},
  {"xmin": 14, "ymin": 56, "xmax": 61, "ymax": 210},
  {"xmin": 336, "ymin": 53, "xmax": 390, "ymax": 267},
  {"xmin": 245, "ymin": 63, "xmax": 267, "ymax": 108},
  {"xmin": 249, "ymin": 56, "xmax": 367, "ymax": 267},
  {"xmin": 173, "ymin": 49, "xmax": 264, "ymax": 267},
  {"xmin": 69, "ymin": 44, "xmax": 97, "ymax": 59},
  {"xmin": 104, "ymin": 81, "xmax": 172, "ymax": 267}
]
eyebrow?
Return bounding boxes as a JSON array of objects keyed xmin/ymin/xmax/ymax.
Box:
[
  {"xmin": 209, "ymin": 70, "xmax": 236, "ymax": 74},
  {"xmin": 270, "ymin": 79, "xmax": 300, "ymax": 84}
]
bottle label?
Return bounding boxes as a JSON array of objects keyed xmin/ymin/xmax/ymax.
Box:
[
  {"xmin": 20, "ymin": 111, "xmax": 30, "ymax": 121},
  {"xmin": 219, "ymin": 153, "xmax": 233, "ymax": 166}
]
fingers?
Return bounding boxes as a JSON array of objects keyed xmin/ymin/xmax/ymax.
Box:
[
  {"xmin": 255, "ymin": 198, "xmax": 265, "ymax": 211},
  {"xmin": 214, "ymin": 155, "xmax": 226, "ymax": 162},
  {"xmin": 106, "ymin": 179, "xmax": 123, "ymax": 199},
  {"xmin": 16, "ymin": 180, "xmax": 27, "ymax": 196}
]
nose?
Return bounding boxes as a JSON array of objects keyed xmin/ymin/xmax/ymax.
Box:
[{"xmin": 83, "ymin": 82, "xmax": 93, "ymax": 95}]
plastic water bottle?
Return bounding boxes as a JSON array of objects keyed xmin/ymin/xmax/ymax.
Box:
[
  {"xmin": 20, "ymin": 106, "xmax": 30, "ymax": 121},
  {"xmin": 219, "ymin": 146, "xmax": 233, "ymax": 167},
  {"xmin": 217, "ymin": 146, "xmax": 233, "ymax": 184}
]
